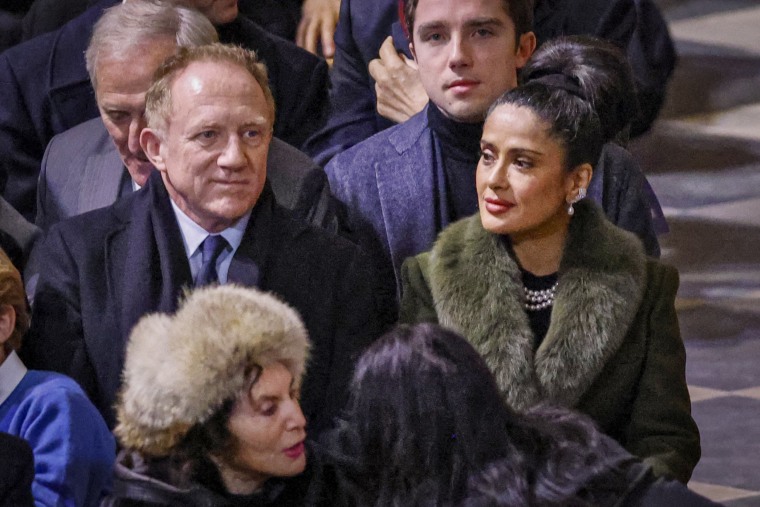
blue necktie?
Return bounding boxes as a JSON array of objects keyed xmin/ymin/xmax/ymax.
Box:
[{"xmin": 196, "ymin": 235, "xmax": 229, "ymax": 286}]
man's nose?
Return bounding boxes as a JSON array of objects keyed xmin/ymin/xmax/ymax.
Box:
[
  {"xmin": 217, "ymin": 135, "xmax": 247, "ymax": 169},
  {"xmin": 128, "ymin": 116, "xmax": 146, "ymax": 155},
  {"xmin": 448, "ymin": 34, "xmax": 472, "ymax": 69}
]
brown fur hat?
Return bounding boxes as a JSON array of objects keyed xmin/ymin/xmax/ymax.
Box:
[{"xmin": 115, "ymin": 285, "xmax": 310, "ymax": 456}]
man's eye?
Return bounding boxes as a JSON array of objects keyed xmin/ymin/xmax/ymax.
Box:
[
  {"xmin": 422, "ymin": 32, "xmax": 444, "ymax": 43},
  {"xmin": 106, "ymin": 111, "xmax": 129, "ymax": 123},
  {"xmin": 474, "ymin": 28, "xmax": 493, "ymax": 38},
  {"xmin": 243, "ymin": 130, "xmax": 260, "ymax": 140},
  {"xmin": 200, "ymin": 131, "xmax": 216, "ymax": 139}
]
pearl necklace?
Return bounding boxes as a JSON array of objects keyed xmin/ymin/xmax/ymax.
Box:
[{"xmin": 523, "ymin": 281, "xmax": 558, "ymax": 311}]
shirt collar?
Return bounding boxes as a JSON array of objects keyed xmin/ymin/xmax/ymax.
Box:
[
  {"xmin": 169, "ymin": 199, "xmax": 251, "ymax": 258},
  {"xmin": 0, "ymin": 350, "xmax": 27, "ymax": 406}
]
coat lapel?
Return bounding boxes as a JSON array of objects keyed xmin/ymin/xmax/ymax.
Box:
[
  {"xmin": 227, "ymin": 185, "xmax": 281, "ymax": 288},
  {"xmin": 78, "ymin": 144, "xmax": 124, "ymax": 214},
  {"xmin": 378, "ymin": 109, "xmax": 446, "ymax": 283},
  {"xmin": 536, "ymin": 200, "xmax": 647, "ymax": 406},
  {"xmin": 111, "ymin": 173, "xmax": 191, "ymax": 349},
  {"xmin": 428, "ymin": 201, "xmax": 647, "ymax": 410}
]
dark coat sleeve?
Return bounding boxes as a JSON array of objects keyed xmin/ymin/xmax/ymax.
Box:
[
  {"xmin": 302, "ymin": 0, "xmax": 397, "ymax": 165},
  {"xmin": 622, "ymin": 262, "xmax": 700, "ymax": 483},
  {"xmin": 21, "ymin": 225, "xmax": 99, "ymax": 410},
  {"xmin": 0, "ymin": 51, "xmax": 46, "ymax": 219},
  {"xmin": 321, "ymin": 246, "xmax": 389, "ymax": 426},
  {"xmin": 265, "ymin": 138, "xmax": 341, "ymax": 233},
  {"xmin": 267, "ymin": 220, "xmax": 391, "ymax": 436},
  {"xmin": 0, "ymin": 433, "xmax": 35, "ymax": 507},
  {"xmin": 20, "ymin": 0, "xmax": 91, "ymax": 41},
  {"xmin": 0, "ymin": 11, "xmax": 21, "ymax": 52},
  {"xmin": 596, "ymin": 144, "xmax": 661, "ymax": 258}
]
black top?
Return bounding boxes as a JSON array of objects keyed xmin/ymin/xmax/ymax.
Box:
[
  {"xmin": 521, "ymin": 269, "xmax": 559, "ymax": 350},
  {"xmin": 427, "ymin": 103, "xmax": 482, "ymax": 222}
]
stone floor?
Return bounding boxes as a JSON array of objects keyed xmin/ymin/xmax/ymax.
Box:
[{"xmin": 631, "ymin": 1, "xmax": 760, "ymax": 504}]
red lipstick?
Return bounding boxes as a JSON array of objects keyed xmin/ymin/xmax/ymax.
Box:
[{"xmin": 483, "ymin": 196, "xmax": 513, "ymax": 215}]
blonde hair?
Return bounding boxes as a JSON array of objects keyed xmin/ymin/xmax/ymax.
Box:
[
  {"xmin": 144, "ymin": 43, "xmax": 275, "ymax": 135},
  {"xmin": 0, "ymin": 248, "xmax": 29, "ymax": 352}
]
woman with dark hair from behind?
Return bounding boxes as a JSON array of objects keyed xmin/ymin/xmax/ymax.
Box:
[{"xmin": 323, "ymin": 323, "xmax": 720, "ymax": 506}]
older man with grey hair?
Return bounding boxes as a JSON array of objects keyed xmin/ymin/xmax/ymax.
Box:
[
  {"xmin": 34, "ymin": 0, "xmax": 336, "ymax": 234},
  {"xmin": 0, "ymin": 0, "xmax": 329, "ymax": 221},
  {"xmin": 23, "ymin": 43, "xmax": 384, "ymax": 433}
]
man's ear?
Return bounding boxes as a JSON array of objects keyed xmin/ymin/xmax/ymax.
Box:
[
  {"xmin": 0, "ymin": 304, "xmax": 16, "ymax": 346},
  {"xmin": 515, "ymin": 31, "xmax": 537, "ymax": 69},
  {"xmin": 140, "ymin": 128, "xmax": 166, "ymax": 172}
]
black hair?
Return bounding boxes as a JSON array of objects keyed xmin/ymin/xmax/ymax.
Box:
[
  {"xmin": 403, "ymin": 0, "xmax": 534, "ymax": 47},
  {"xmin": 166, "ymin": 365, "xmax": 263, "ymax": 491},
  {"xmin": 486, "ymin": 79, "xmax": 604, "ymax": 171},
  {"xmin": 324, "ymin": 324, "xmax": 630, "ymax": 506},
  {"xmin": 521, "ymin": 35, "xmax": 639, "ymax": 146}
]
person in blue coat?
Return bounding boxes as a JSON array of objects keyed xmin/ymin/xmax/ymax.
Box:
[{"xmin": 0, "ymin": 247, "xmax": 115, "ymax": 507}]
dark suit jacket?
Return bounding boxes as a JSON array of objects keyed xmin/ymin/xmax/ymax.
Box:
[
  {"xmin": 0, "ymin": 433, "xmax": 35, "ymax": 507},
  {"xmin": 23, "ymin": 171, "xmax": 384, "ymax": 433},
  {"xmin": 303, "ymin": 0, "xmax": 403, "ymax": 165},
  {"xmin": 0, "ymin": 0, "xmax": 328, "ymax": 220},
  {"xmin": 35, "ymin": 117, "xmax": 337, "ymax": 233},
  {"xmin": 0, "ymin": 195, "xmax": 40, "ymax": 271}
]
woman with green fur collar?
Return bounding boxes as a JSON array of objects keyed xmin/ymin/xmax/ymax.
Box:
[{"xmin": 399, "ymin": 70, "xmax": 700, "ymax": 483}]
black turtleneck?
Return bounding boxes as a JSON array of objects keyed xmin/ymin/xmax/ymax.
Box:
[{"xmin": 427, "ymin": 103, "xmax": 483, "ymax": 222}]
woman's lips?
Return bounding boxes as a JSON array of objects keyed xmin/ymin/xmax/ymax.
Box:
[
  {"xmin": 283, "ymin": 441, "xmax": 305, "ymax": 459},
  {"xmin": 483, "ymin": 197, "xmax": 513, "ymax": 215}
]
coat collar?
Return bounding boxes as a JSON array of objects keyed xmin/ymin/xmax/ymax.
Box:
[
  {"xmin": 107, "ymin": 172, "xmax": 287, "ymax": 344},
  {"xmin": 378, "ymin": 105, "xmax": 451, "ymax": 288},
  {"xmin": 427, "ymin": 200, "xmax": 647, "ymax": 409}
]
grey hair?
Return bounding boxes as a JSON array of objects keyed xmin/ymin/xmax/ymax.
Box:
[{"xmin": 86, "ymin": 0, "xmax": 218, "ymax": 90}]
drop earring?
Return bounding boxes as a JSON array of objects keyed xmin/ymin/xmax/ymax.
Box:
[{"xmin": 567, "ymin": 187, "xmax": 586, "ymax": 216}]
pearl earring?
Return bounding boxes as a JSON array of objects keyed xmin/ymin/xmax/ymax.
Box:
[{"xmin": 567, "ymin": 187, "xmax": 586, "ymax": 216}]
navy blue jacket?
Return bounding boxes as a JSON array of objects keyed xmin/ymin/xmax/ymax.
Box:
[
  {"xmin": 23, "ymin": 172, "xmax": 383, "ymax": 432},
  {"xmin": 0, "ymin": 0, "xmax": 328, "ymax": 219}
]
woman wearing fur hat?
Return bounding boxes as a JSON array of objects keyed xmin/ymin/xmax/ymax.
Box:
[
  {"xmin": 399, "ymin": 64, "xmax": 700, "ymax": 482},
  {"xmin": 102, "ymin": 285, "xmax": 326, "ymax": 506}
]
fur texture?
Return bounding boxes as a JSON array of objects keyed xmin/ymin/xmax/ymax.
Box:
[
  {"xmin": 428, "ymin": 200, "xmax": 647, "ymax": 410},
  {"xmin": 115, "ymin": 285, "xmax": 310, "ymax": 456}
]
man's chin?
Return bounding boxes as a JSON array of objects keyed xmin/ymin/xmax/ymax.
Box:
[
  {"xmin": 126, "ymin": 163, "xmax": 156, "ymax": 188},
  {"xmin": 440, "ymin": 100, "xmax": 488, "ymax": 124}
]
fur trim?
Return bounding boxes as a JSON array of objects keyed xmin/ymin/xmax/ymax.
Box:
[
  {"xmin": 429, "ymin": 200, "xmax": 646, "ymax": 410},
  {"xmin": 115, "ymin": 285, "xmax": 310, "ymax": 456}
]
